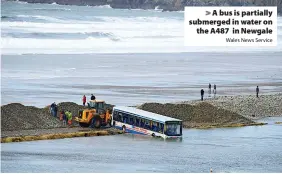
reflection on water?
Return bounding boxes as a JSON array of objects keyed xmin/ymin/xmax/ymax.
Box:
[
  {"xmin": 1, "ymin": 117, "xmax": 282, "ymax": 173},
  {"xmin": 124, "ymin": 133, "xmax": 183, "ymax": 142}
]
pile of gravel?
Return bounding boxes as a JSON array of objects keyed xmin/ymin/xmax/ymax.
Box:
[
  {"xmin": 56, "ymin": 102, "xmax": 85, "ymax": 116},
  {"xmin": 180, "ymin": 93, "xmax": 282, "ymax": 119},
  {"xmin": 138, "ymin": 102, "xmax": 254, "ymax": 127},
  {"xmin": 1, "ymin": 103, "xmax": 63, "ymax": 131},
  {"xmin": 1, "ymin": 102, "xmax": 114, "ymax": 131}
]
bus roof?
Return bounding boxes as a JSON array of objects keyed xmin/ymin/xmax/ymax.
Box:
[{"xmin": 113, "ymin": 106, "xmax": 182, "ymax": 123}]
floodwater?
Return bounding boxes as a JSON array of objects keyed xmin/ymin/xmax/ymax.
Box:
[{"xmin": 1, "ymin": 117, "xmax": 282, "ymax": 173}]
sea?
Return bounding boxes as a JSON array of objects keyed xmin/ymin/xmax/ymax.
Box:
[
  {"xmin": 1, "ymin": 1, "xmax": 282, "ymax": 107},
  {"xmin": 1, "ymin": 1, "xmax": 282, "ymax": 172}
]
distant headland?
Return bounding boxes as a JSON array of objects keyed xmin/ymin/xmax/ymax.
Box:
[{"xmin": 8, "ymin": 0, "xmax": 282, "ymax": 14}]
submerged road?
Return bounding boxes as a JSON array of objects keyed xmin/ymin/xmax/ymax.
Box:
[{"xmin": 1, "ymin": 117, "xmax": 282, "ymax": 173}]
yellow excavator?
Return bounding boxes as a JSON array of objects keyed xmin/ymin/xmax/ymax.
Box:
[{"xmin": 75, "ymin": 100, "xmax": 113, "ymax": 128}]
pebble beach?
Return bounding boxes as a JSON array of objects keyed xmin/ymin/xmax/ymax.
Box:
[{"xmin": 178, "ymin": 93, "xmax": 282, "ymax": 119}]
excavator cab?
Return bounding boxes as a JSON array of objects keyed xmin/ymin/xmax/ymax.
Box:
[
  {"xmin": 88, "ymin": 100, "xmax": 105, "ymax": 114},
  {"xmin": 88, "ymin": 100, "xmax": 103, "ymax": 108},
  {"xmin": 75, "ymin": 100, "xmax": 112, "ymax": 128}
]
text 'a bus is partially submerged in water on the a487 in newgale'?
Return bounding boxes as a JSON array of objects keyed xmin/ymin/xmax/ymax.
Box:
[{"xmin": 111, "ymin": 106, "xmax": 183, "ymax": 139}]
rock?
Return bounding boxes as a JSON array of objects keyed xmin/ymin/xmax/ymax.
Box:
[{"xmin": 14, "ymin": 0, "xmax": 282, "ymax": 14}]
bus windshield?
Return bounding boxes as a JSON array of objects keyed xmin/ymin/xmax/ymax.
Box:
[{"xmin": 165, "ymin": 122, "xmax": 182, "ymax": 136}]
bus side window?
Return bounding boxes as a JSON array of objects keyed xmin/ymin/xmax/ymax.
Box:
[
  {"xmin": 127, "ymin": 114, "xmax": 131, "ymax": 124},
  {"xmin": 143, "ymin": 120, "xmax": 147, "ymax": 129},
  {"xmin": 123, "ymin": 116, "xmax": 128, "ymax": 124},
  {"xmin": 152, "ymin": 121, "xmax": 156, "ymax": 131},
  {"xmin": 140, "ymin": 119, "xmax": 145, "ymax": 128},
  {"xmin": 144, "ymin": 119, "xmax": 147, "ymax": 129},
  {"xmin": 143, "ymin": 119, "xmax": 147, "ymax": 128},
  {"xmin": 132, "ymin": 116, "xmax": 137, "ymax": 126},
  {"xmin": 136, "ymin": 118, "xmax": 140, "ymax": 126},
  {"xmin": 144, "ymin": 119, "xmax": 151, "ymax": 130},
  {"xmin": 118, "ymin": 112, "xmax": 123, "ymax": 122},
  {"xmin": 156, "ymin": 122, "xmax": 160, "ymax": 132},
  {"xmin": 133, "ymin": 117, "xmax": 136, "ymax": 126},
  {"xmin": 129, "ymin": 117, "xmax": 134, "ymax": 125},
  {"xmin": 155, "ymin": 122, "xmax": 159, "ymax": 132},
  {"xmin": 124, "ymin": 114, "xmax": 127, "ymax": 124}
]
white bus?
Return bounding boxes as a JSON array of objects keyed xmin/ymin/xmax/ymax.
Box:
[{"xmin": 111, "ymin": 106, "xmax": 182, "ymax": 139}]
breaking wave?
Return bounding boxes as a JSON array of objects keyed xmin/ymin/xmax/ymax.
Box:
[
  {"xmin": 1, "ymin": 15, "xmax": 65, "ymax": 23},
  {"xmin": 1, "ymin": 0, "xmax": 282, "ymax": 55},
  {"xmin": 33, "ymin": 7, "xmax": 71, "ymax": 11},
  {"xmin": 2, "ymin": 31, "xmax": 120, "ymax": 41},
  {"xmin": 96, "ymin": 5, "xmax": 112, "ymax": 8},
  {"xmin": 15, "ymin": 0, "xmax": 28, "ymax": 4},
  {"xmin": 1, "ymin": 16, "xmax": 16, "ymax": 20}
]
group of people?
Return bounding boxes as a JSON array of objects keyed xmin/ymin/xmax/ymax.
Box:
[
  {"xmin": 49, "ymin": 93, "xmax": 96, "ymax": 127},
  {"xmin": 201, "ymin": 83, "xmax": 217, "ymax": 101},
  {"xmin": 200, "ymin": 84, "xmax": 260, "ymax": 101},
  {"xmin": 82, "ymin": 94, "xmax": 96, "ymax": 106},
  {"xmin": 49, "ymin": 102, "xmax": 73, "ymax": 126},
  {"xmin": 59, "ymin": 110, "xmax": 73, "ymax": 126}
]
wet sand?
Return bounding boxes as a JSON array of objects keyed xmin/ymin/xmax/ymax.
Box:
[
  {"xmin": 1, "ymin": 127, "xmax": 119, "ymax": 137},
  {"xmin": 2, "ymin": 52, "xmax": 282, "ymax": 107}
]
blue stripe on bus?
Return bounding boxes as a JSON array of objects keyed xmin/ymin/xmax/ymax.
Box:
[
  {"xmin": 113, "ymin": 109, "xmax": 165, "ymax": 123},
  {"xmin": 114, "ymin": 126, "xmax": 147, "ymax": 135}
]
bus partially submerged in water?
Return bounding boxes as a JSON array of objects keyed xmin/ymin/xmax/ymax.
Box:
[{"xmin": 111, "ymin": 106, "xmax": 182, "ymax": 139}]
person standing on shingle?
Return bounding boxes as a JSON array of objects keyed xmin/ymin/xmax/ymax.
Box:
[
  {"xmin": 201, "ymin": 89, "xmax": 204, "ymax": 101},
  {"xmin": 208, "ymin": 83, "xmax": 211, "ymax": 97},
  {"xmin": 256, "ymin": 86, "xmax": 259, "ymax": 98},
  {"xmin": 213, "ymin": 84, "xmax": 217, "ymax": 98}
]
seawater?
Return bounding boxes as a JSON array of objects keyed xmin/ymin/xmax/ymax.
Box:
[
  {"xmin": 1, "ymin": 1, "xmax": 282, "ymax": 54},
  {"xmin": 1, "ymin": 117, "xmax": 282, "ymax": 172},
  {"xmin": 1, "ymin": 1, "xmax": 282, "ymax": 107}
]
